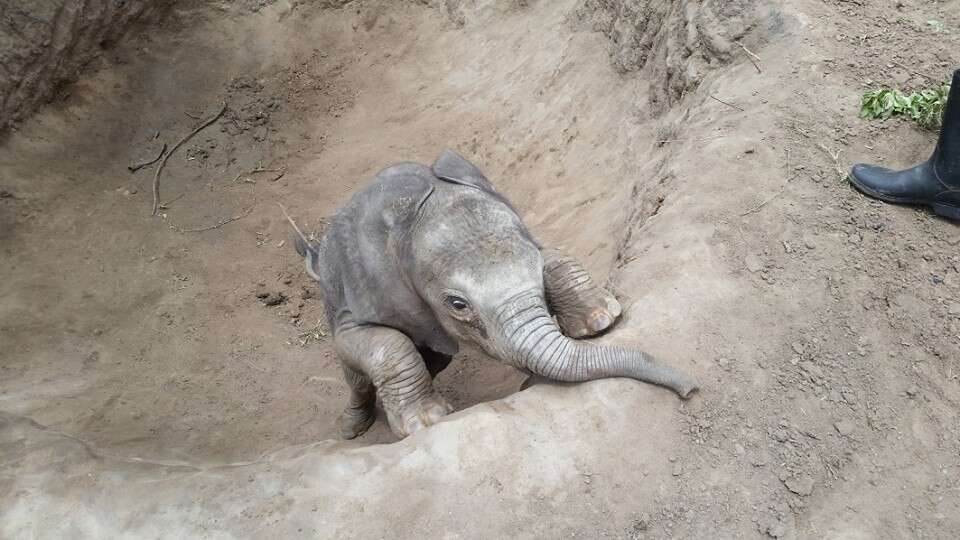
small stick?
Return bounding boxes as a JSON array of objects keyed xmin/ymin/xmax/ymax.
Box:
[
  {"xmin": 152, "ymin": 102, "xmax": 228, "ymax": 216},
  {"xmin": 656, "ymin": 134, "xmax": 729, "ymax": 145},
  {"xmin": 128, "ymin": 143, "xmax": 167, "ymax": 173},
  {"xmin": 791, "ymin": 125, "xmax": 846, "ymax": 179},
  {"xmin": 736, "ymin": 41, "xmax": 762, "ymax": 73},
  {"xmin": 184, "ymin": 112, "xmax": 203, "ymax": 120},
  {"xmin": 233, "ymin": 167, "xmax": 286, "ymax": 183},
  {"xmin": 245, "ymin": 358, "xmax": 267, "ymax": 372},
  {"xmin": 165, "ymin": 205, "xmax": 254, "ymax": 233},
  {"xmin": 278, "ymin": 202, "xmax": 311, "ymax": 246},
  {"xmin": 816, "ymin": 143, "xmax": 846, "ymax": 181},
  {"xmin": 158, "ymin": 192, "xmax": 187, "ymax": 210},
  {"xmin": 710, "ymin": 95, "xmax": 745, "ymax": 112}
]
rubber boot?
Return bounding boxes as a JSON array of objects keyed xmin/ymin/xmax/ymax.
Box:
[{"xmin": 849, "ymin": 69, "xmax": 960, "ymax": 220}]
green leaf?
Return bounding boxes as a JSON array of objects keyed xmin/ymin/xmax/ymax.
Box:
[{"xmin": 858, "ymin": 82, "xmax": 951, "ymax": 130}]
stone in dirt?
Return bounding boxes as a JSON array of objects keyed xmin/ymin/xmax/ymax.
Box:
[
  {"xmin": 768, "ymin": 522, "xmax": 786, "ymax": 538},
  {"xmin": 760, "ymin": 515, "xmax": 788, "ymax": 538},
  {"xmin": 258, "ymin": 292, "xmax": 286, "ymax": 306},
  {"xmin": 631, "ymin": 513, "xmax": 650, "ymax": 532}
]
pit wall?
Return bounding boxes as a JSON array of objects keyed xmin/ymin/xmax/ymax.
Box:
[
  {"xmin": 0, "ymin": 0, "xmax": 771, "ymax": 133},
  {"xmin": 0, "ymin": 0, "xmax": 164, "ymax": 131}
]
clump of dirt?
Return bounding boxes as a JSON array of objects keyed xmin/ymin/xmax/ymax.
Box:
[{"xmin": 572, "ymin": 0, "xmax": 771, "ymax": 112}]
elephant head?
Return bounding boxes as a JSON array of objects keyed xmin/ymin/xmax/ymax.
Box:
[{"xmin": 407, "ymin": 150, "xmax": 698, "ymax": 399}]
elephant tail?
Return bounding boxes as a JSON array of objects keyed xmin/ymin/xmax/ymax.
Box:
[{"xmin": 278, "ymin": 203, "xmax": 322, "ymax": 281}]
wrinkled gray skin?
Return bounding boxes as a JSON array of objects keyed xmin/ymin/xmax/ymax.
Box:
[{"xmin": 292, "ymin": 150, "xmax": 698, "ymax": 439}]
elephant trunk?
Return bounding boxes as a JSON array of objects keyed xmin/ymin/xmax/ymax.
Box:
[{"xmin": 492, "ymin": 290, "xmax": 698, "ymax": 398}]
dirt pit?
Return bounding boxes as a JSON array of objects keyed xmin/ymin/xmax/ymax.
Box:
[{"xmin": 2, "ymin": 0, "xmax": 960, "ymax": 538}]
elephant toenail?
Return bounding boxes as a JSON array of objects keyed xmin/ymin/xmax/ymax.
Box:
[{"xmin": 587, "ymin": 309, "xmax": 613, "ymax": 332}]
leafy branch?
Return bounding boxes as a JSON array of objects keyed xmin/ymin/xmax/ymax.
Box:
[{"xmin": 859, "ymin": 82, "xmax": 950, "ymax": 130}]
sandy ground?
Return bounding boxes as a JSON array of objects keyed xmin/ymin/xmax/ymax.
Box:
[{"xmin": 2, "ymin": 0, "xmax": 960, "ymax": 538}]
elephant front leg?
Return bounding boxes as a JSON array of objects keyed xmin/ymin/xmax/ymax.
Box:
[
  {"xmin": 336, "ymin": 364, "xmax": 377, "ymax": 439},
  {"xmin": 541, "ymin": 249, "xmax": 622, "ymax": 338},
  {"xmin": 334, "ymin": 324, "xmax": 453, "ymax": 438}
]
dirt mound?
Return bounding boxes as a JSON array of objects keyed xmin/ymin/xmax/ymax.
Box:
[
  {"xmin": 573, "ymin": 0, "xmax": 777, "ymax": 113},
  {"xmin": 0, "ymin": 0, "xmax": 163, "ymax": 131}
]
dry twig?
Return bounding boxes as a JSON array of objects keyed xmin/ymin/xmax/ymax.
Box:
[
  {"xmin": 278, "ymin": 202, "xmax": 313, "ymax": 247},
  {"xmin": 158, "ymin": 192, "xmax": 186, "ymax": 210},
  {"xmin": 164, "ymin": 204, "xmax": 255, "ymax": 233},
  {"xmin": 128, "ymin": 143, "xmax": 167, "ymax": 173},
  {"xmin": 234, "ymin": 166, "xmax": 286, "ymax": 184},
  {"xmin": 656, "ymin": 134, "xmax": 729, "ymax": 146},
  {"xmin": 791, "ymin": 124, "xmax": 848, "ymax": 181},
  {"xmin": 710, "ymin": 95, "xmax": 745, "ymax": 112},
  {"xmin": 152, "ymin": 102, "xmax": 228, "ymax": 216},
  {"xmin": 296, "ymin": 319, "xmax": 328, "ymax": 347},
  {"xmin": 736, "ymin": 41, "xmax": 762, "ymax": 74},
  {"xmin": 817, "ymin": 143, "xmax": 846, "ymax": 181}
]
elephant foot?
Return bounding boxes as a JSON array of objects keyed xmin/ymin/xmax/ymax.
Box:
[
  {"xmin": 555, "ymin": 290, "xmax": 622, "ymax": 338},
  {"xmin": 386, "ymin": 393, "xmax": 454, "ymax": 438},
  {"xmin": 337, "ymin": 404, "xmax": 377, "ymax": 439},
  {"xmin": 542, "ymin": 250, "xmax": 623, "ymax": 338}
]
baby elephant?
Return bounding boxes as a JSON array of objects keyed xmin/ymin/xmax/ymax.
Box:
[{"xmin": 289, "ymin": 150, "xmax": 698, "ymax": 439}]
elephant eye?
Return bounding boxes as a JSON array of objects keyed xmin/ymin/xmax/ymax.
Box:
[{"xmin": 445, "ymin": 296, "xmax": 470, "ymax": 311}]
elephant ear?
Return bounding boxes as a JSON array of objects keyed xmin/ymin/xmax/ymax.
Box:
[
  {"xmin": 372, "ymin": 163, "xmax": 437, "ymax": 230},
  {"xmin": 431, "ymin": 148, "xmax": 540, "ymax": 246},
  {"xmin": 431, "ymin": 149, "xmax": 498, "ymax": 193}
]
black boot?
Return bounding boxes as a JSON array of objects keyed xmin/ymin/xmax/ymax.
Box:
[{"xmin": 849, "ymin": 69, "xmax": 960, "ymax": 220}]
